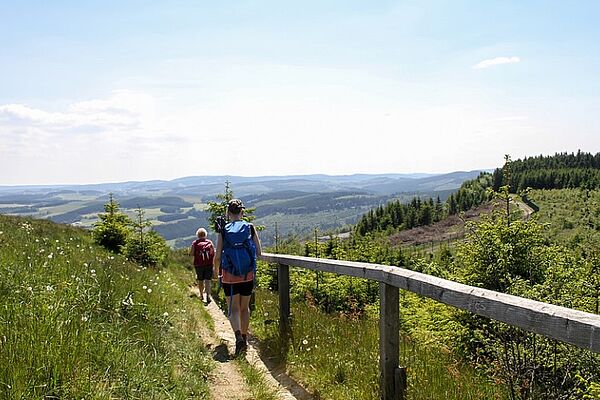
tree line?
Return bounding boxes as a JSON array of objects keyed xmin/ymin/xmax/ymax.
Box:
[
  {"xmin": 354, "ymin": 172, "xmax": 493, "ymax": 236},
  {"xmin": 493, "ymin": 150, "xmax": 600, "ymax": 192}
]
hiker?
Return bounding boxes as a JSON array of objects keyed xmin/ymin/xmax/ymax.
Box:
[
  {"xmin": 190, "ymin": 227, "xmax": 215, "ymax": 305},
  {"xmin": 214, "ymin": 199, "xmax": 262, "ymax": 357}
]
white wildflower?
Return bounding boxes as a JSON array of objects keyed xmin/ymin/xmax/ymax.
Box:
[
  {"xmin": 163, "ymin": 312, "xmax": 169, "ymax": 317},
  {"xmin": 147, "ymin": 288, "xmax": 152, "ymax": 293},
  {"xmin": 302, "ymin": 339, "xmax": 308, "ymax": 345},
  {"xmin": 81, "ymin": 316, "xmax": 88, "ymax": 322},
  {"xmin": 46, "ymin": 285, "xmax": 54, "ymax": 291},
  {"xmin": 143, "ymin": 285, "xmax": 147, "ymax": 290},
  {"xmin": 47, "ymin": 253, "xmax": 53, "ymax": 259}
]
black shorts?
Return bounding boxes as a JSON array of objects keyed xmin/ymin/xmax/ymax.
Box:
[
  {"xmin": 221, "ymin": 280, "xmax": 254, "ymax": 297},
  {"xmin": 194, "ymin": 265, "xmax": 213, "ymax": 281}
]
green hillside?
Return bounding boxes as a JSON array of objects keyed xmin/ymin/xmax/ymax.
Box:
[{"xmin": 0, "ymin": 215, "xmax": 213, "ymax": 399}]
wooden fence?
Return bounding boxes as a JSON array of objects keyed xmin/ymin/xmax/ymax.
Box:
[{"xmin": 260, "ymin": 253, "xmax": 600, "ymax": 400}]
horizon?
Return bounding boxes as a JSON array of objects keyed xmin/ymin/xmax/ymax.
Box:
[
  {"xmin": 1, "ymin": 1, "xmax": 599, "ymax": 185},
  {"xmin": 0, "ymin": 168, "xmax": 490, "ymax": 188}
]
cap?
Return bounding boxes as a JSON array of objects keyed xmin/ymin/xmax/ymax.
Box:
[{"xmin": 227, "ymin": 198, "xmax": 245, "ymax": 214}]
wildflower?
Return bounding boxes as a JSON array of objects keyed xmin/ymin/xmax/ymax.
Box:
[
  {"xmin": 48, "ymin": 253, "xmax": 53, "ymax": 259},
  {"xmin": 163, "ymin": 312, "xmax": 169, "ymax": 317},
  {"xmin": 143, "ymin": 285, "xmax": 147, "ymax": 290},
  {"xmin": 46, "ymin": 285, "xmax": 54, "ymax": 291},
  {"xmin": 147, "ymin": 288, "xmax": 152, "ymax": 294},
  {"xmin": 81, "ymin": 316, "xmax": 88, "ymax": 322},
  {"xmin": 90, "ymin": 269, "xmax": 96, "ymax": 274},
  {"xmin": 83, "ymin": 263, "xmax": 88, "ymax": 267},
  {"xmin": 27, "ymin": 287, "xmax": 32, "ymax": 292},
  {"xmin": 302, "ymin": 339, "xmax": 308, "ymax": 345}
]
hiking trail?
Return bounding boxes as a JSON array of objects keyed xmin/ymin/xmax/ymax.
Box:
[{"xmin": 189, "ymin": 287, "xmax": 313, "ymax": 400}]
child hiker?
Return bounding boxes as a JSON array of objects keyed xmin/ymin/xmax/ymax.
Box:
[{"xmin": 190, "ymin": 227, "xmax": 215, "ymax": 305}]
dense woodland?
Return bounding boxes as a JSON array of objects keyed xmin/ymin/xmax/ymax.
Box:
[
  {"xmin": 493, "ymin": 151, "xmax": 600, "ymax": 192},
  {"xmin": 355, "ymin": 172, "xmax": 493, "ymax": 236}
]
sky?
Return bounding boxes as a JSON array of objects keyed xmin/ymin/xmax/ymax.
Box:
[{"xmin": 1, "ymin": 1, "xmax": 599, "ymax": 185}]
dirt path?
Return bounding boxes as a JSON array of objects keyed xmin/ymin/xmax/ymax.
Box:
[
  {"xmin": 512, "ymin": 198, "xmax": 535, "ymax": 219},
  {"xmin": 189, "ymin": 287, "xmax": 309, "ymax": 400}
]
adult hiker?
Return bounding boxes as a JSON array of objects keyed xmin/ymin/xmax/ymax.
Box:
[
  {"xmin": 213, "ymin": 199, "xmax": 262, "ymax": 357},
  {"xmin": 190, "ymin": 227, "xmax": 215, "ymax": 305}
]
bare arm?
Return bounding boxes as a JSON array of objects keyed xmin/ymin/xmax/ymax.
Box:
[
  {"xmin": 251, "ymin": 225, "xmax": 262, "ymax": 257},
  {"xmin": 213, "ymin": 234, "xmax": 222, "ymax": 279}
]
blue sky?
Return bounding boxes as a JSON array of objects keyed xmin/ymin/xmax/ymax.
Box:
[{"xmin": 1, "ymin": 1, "xmax": 599, "ymax": 185}]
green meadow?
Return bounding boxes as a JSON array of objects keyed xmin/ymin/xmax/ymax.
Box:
[{"xmin": 0, "ymin": 215, "xmax": 213, "ymax": 399}]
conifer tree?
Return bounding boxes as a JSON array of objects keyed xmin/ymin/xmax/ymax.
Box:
[{"xmin": 92, "ymin": 193, "xmax": 132, "ymax": 252}]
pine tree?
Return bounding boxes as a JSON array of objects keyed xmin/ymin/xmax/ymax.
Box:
[{"xmin": 92, "ymin": 193, "xmax": 132, "ymax": 252}]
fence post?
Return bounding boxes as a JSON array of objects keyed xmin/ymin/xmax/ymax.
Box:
[
  {"xmin": 278, "ymin": 263, "xmax": 290, "ymax": 340},
  {"xmin": 380, "ymin": 282, "xmax": 403, "ymax": 400}
]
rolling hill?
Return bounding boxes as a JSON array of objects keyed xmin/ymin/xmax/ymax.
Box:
[{"xmin": 0, "ymin": 171, "xmax": 485, "ymax": 247}]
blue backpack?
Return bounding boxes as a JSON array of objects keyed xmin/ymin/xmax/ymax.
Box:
[{"xmin": 221, "ymin": 220, "xmax": 257, "ymax": 278}]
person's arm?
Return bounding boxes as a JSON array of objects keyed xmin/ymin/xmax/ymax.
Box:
[
  {"xmin": 251, "ymin": 224, "xmax": 262, "ymax": 257},
  {"xmin": 189, "ymin": 242, "xmax": 195, "ymax": 257},
  {"xmin": 213, "ymin": 234, "xmax": 222, "ymax": 279}
]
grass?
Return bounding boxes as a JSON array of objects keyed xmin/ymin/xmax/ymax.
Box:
[
  {"xmin": 250, "ymin": 288, "xmax": 508, "ymax": 400},
  {"xmin": 235, "ymin": 358, "xmax": 279, "ymax": 400},
  {"xmin": 0, "ymin": 215, "xmax": 213, "ymax": 399},
  {"xmin": 529, "ymin": 188, "xmax": 600, "ymax": 245}
]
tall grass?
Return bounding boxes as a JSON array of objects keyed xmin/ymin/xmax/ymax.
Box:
[
  {"xmin": 0, "ymin": 215, "xmax": 212, "ymax": 399},
  {"xmin": 250, "ymin": 289, "xmax": 507, "ymax": 400}
]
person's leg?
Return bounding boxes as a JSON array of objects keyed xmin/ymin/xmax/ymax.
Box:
[
  {"xmin": 239, "ymin": 295, "xmax": 251, "ymax": 337},
  {"xmin": 227, "ymin": 293, "xmax": 242, "ymax": 333},
  {"xmin": 196, "ymin": 279, "xmax": 204, "ymax": 299},
  {"xmin": 194, "ymin": 267, "xmax": 203, "ymax": 299},
  {"xmin": 203, "ymin": 279, "xmax": 212, "ymax": 303}
]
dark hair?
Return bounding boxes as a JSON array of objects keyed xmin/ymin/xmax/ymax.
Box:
[{"xmin": 227, "ymin": 199, "xmax": 245, "ymax": 214}]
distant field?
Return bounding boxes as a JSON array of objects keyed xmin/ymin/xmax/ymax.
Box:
[{"xmin": 0, "ymin": 171, "xmax": 481, "ymax": 249}]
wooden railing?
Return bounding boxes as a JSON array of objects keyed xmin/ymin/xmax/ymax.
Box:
[{"xmin": 260, "ymin": 253, "xmax": 600, "ymax": 400}]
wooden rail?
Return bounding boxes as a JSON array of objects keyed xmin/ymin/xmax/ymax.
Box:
[{"xmin": 260, "ymin": 253, "xmax": 600, "ymax": 400}]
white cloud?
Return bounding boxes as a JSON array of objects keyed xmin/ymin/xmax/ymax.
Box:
[
  {"xmin": 472, "ymin": 56, "xmax": 521, "ymax": 69},
  {"xmin": 0, "ymin": 90, "xmax": 153, "ymax": 131}
]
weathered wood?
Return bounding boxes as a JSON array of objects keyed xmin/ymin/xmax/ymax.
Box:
[
  {"xmin": 261, "ymin": 253, "xmax": 600, "ymax": 353},
  {"xmin": 277, "ymin": 263, "xmax": 291, "ymax": 339},
  {"xmin": 380, "ymin": 283, "xmax": 400, "ymax": 400},
  {"xmin": 395, "ymin": 367, "xmax": 407, "ymax": 400}
]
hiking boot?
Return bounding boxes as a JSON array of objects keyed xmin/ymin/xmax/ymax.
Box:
[{"xmin": 234, "ymin": 339, "xmax": 247, "ymax": 357}]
